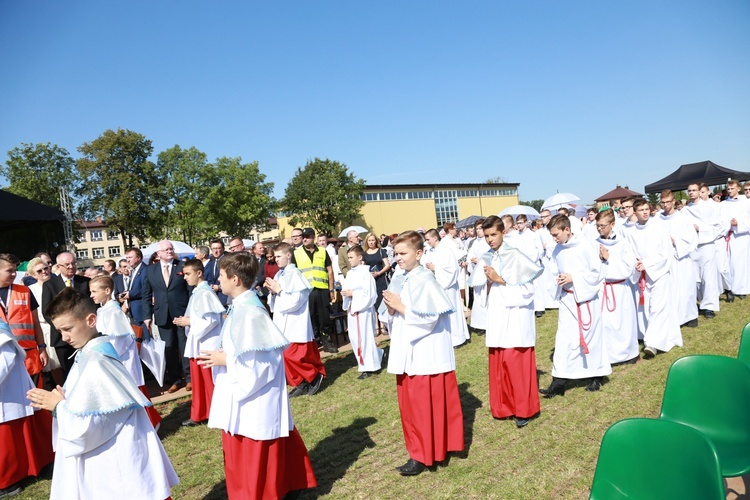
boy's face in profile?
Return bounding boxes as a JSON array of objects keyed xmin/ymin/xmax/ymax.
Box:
[
  {"xmin": 549, "ymin": 226, "xmax": 572, "ymax": 245},
  {"xmin": 394, "ymin": 242, "xmax": 422, "ymax": 272},
  {"xmin": 484, "ymin": 225, "xmax": 504, "ymax": 251},
  {"xmin": 182, "ymin": 267, "xmax": 202, "ymax": 287},
  {"xmin": 274, "ymin": 250, "xmax": 291, "ymax": 268},
  {"xmin": 52, "ymin": 311, "xmax": 98, "ymax": 349},
  {"xmin": 0, "ymin": 261, "xmax": 16, "ymax": 287},
  {"xmin": 219, "ymin": 268, "xmax": 242, "ymax": 298},
  {"xmin": 347, "ymin": 251, "xmax": 363, "ymax": 268},
  {"xmin": 89, "ymin": 284, "xmax": 111, "ymax": 305}
]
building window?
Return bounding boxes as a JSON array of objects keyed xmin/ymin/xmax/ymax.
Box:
[
  {"xmin": 77, "ymin": 231, "xmax": 87, "ymax": 242},
  {"xmin": 90, "ymin": 230, "xmax": 103, "ymax": 241},
  {"xmin": 108, "ymin": 246, "xmax": 121, "ymax": 258},
  {"xmin": 434, "ymin": 190, "xmax": 459, "ymax": 227},
  {"xmin": 75, "ymin": 249, "xmax": 89, "ymax": 259},
  {"xmin": 107, "ymin": 230, "xmax": 120, "ymax": 240},
  {"xmin": 92, "ymin": 248, "xmax": 105, "ymax": 259}
]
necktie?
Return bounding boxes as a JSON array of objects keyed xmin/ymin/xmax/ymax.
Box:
[
  {"xmin": 162, "ymin": 264, "xmax": 170, "ymax": 286},
  {"xmin": 65, "ymin": 278, "xmax": 72, "ymax": 287},
  {"xmin": 124, "ymin": 276, "xmax": 130, "ymax": 289}
]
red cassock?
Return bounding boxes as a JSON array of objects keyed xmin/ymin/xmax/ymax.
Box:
[
  {"xmin": 189, "ymin": 358, "xmax": 215, "ymax": 422},
  {"xmin": 222, "ymin": 427, "xmax": 317, "ymax": 499},
  {"xmin": 396, "ymin": 372, "xmax": 465, "ymax": 466},
  {"xmin": 283, "ymin": 341, "xmax": 326, "ymax": 386},
  {"xmin": 137, "ymin": 386, "xmax": 163, "ymax": 429},
  {"xmin": 0, "ymin": 410, "xmax": 54, "ymax": 489},
  {"xmin": 488, "ymin": 347, "xmax": 540, "ymax": 420}
]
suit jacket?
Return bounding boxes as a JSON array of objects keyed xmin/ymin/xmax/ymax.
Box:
[
  {"xmin": 113, "ymin": 273, "xmax": 126, "ymax": 299},
  {"xmin": 204, "ymin": 256, "xmax": 228, "ymax": 306},
  {"xmin": 42, "ymin": 274, "xmax": 91, "ymax": 347},
  {"xmin": 126, "ymin": 263, "xmax": 148, "ymax": 324},
  {"xmin": 142, "ymin": 259, "xmax": 191, "ymax": 326},
  {"xmin": 252, "ymin": 255, "xmax": 267, "ymax": 297}
]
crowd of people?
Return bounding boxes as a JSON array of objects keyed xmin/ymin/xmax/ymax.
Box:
[{"xmin": 1, "ymin": 178, "xmax": 749, "ymax": 498}]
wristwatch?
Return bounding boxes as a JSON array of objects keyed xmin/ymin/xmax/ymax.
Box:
[{"xmin": 38, "ymin": 343, "xmax": 47, "ymax": 350}]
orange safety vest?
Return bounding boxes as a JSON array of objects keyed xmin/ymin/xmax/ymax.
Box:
[{"xmin": 0, "ymin": 284, "xmax": 42, "ymax": 376}]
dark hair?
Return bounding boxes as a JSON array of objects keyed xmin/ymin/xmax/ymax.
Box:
[
  {"xmin": 425, "ymin": 228, "xmax": 441, "ymax": 241},
  {"xmin": 442, "ymin": 222, "xmax": 456, "ymax": 232},
  {"xmin": 46, "ymin": 288, "xmax": 97, "ymax": 321},
  {"xmin": 595, "ymin": 208, "xmax": 615, "ymax": 224},
  {"xmin": 0, "ymin": 253, "xmax": 20, "ymax": 266},
  {"xmin": 219, "ymin": 252, "xmax": 258, "ymax": 288},
  {"xmin": 632, "ymin": 198, "xmax": 649, "ymax": 211},
  {"xmin": 125, "ymin": 247, "xmax": 143, "ymax": 259},
  {"xmin": 548, "ymin": 214, "xmax": 571, "ymax": 230},
  {"xmin": 104, "ymin": 259, "xmax": 116, "ymax": 270},
  {"xmin": 210, "ymin": 238, "xmax": 225, "ymax": 249},
  {"xmin": 481, "ymin": 215, "xmax": 504, "ymax": 233},
  {"xmin": 347, "ymin": 245, "xmax": 366, "ymax": 258},
  {"xmin": 183, "ymin": 258, "xmax": 204, "ymax": 273},
  {"xmin": 474, "ymin": 218, "xmax": 486, "ymax": 229}
]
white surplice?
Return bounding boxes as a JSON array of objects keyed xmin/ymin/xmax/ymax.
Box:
[
  {"xmin": 342, "ymin": 265, "xmax": 383, "ymax": 372},
  {"xmin": 183, "ymin": 282, "xmax": 224, "ymax": 359},
  {"xmin": 659, "ymin": 210, "xmax": 699, "ymax": 324},
  {"xmin": 597, "ymin": 235, "xmax": 639, "ymax": 364},
  {"xmin": 683, "ymin": 200, "xmax": 723, "ymax": 311},
  {"xmin": 536, "ymin": 227, "xmax": 559, "ymax": 310},
  {"xmin": 721, "ymin": 197, "xmax": 750, "ymax": 294},
  {"xmin": 208, "ymin": 290, "xmax": 293, "ymax": 440},
  {"xmin": 50, "ymin": 336, "xmax": 178, "ymax": 500},
  {"xmin": 424, "ymin": 241, "xmax": 470, "ymax": 347},
  {"xmin": 625, "ymin": 220, "xmax": 683, "ymax": 352},
  {"xmin": 268, "ymin": 265, "xmax": 314, "ymax": 344},
  {"xmin": 0, "ymin": 327, "xmax": 35, "ymax": 424},
  {"xmin": 96, "ymin": 300, "xmax": 144, "ymax": 386},
  {"xmin": 466, "ymin": 237, "xmax": 491, "ymax": 329},
  {"xmin": 548, "ymin": 238, "xmax": 611, "ymax": 379}
]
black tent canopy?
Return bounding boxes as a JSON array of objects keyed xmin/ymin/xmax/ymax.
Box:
[
  {"xmin": 0, "ymin": 189, "xmax": 65, "ymax": 258},
  {"xmin": 644, "ymin": 161, "xmax": 750, "ymax": 193}
]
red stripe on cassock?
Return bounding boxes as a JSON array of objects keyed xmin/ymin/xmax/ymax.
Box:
[
  {"xmin": 283, "ymin": 341, "xmax": 326, "ymax": 386},
  {"xmin": 222, "ymin": 427, "xmax": 317, "ymax": 499},
  {"xmin": 396, "ymin": 372, "xmax": 465, "ymax": 466},
  {"xmin": 138, "ymin": 385, "xmax": 163, "ymax": 428},
  {"xmin": 0, "ymin": 410, "xmax": 54, "ymax": 489}
]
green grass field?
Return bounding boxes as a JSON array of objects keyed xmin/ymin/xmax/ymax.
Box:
[{"xmin": 18, "ymin": 298, "xmax": 748, "ymax": 499}]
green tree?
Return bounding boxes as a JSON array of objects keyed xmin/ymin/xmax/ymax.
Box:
[
  {"xmin": 520, "ymin": 199, "xmax": 544, "ymax": 212},
  {"xmin": 1, "ymin": 142, "xmax": 77, "ymax": 209},
  {"xmin": 157, "ymin": 145, "xmax": 214, "ymax": 245},
  {"xmin": 76, "ymin": 129, "xmax": 163, "ymax": 247},
  {"xmin": 283, "ymin": 158, "xmax": 366, "ymax": 236},
  {"xmin": 203, "ymin": 157, "xmax": 275, "ymax": 238}
]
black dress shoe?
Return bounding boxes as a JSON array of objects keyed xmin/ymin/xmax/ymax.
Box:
[
  {"xmin": 307, "ymin": 374, "xmax": 324, "ymax": 396},
  {"xmin": 726, "ymin": 291, "xmax": 735, "ymax": 303},
  {"xmin": 181, "ymin": 419, "xmax": 204, "ymax": 427},
  {"xmin": 474, "ymin": 329, "xmax": 485, "ymax": 336},
  {"xmin": 289, "ymin": 383, "xmax": 309, "ymax": 398},
  {"xmin": 738, "ymin": 295, "xmax": 746, "ymax": 300},
  {"xmin": 539, "ymin": 378, "xmax": 566, "ymax": 398},
  {"xmin": 395, "ymin": 458, "xmax": 426, "ymax": 476},
  {"xmin": 515, "ymin": 417, "xmax": 531, "ymax": 428},
  {"xmin": 682, "ymin": 319, "xmax": 698, "ymax": 328},
  {"xmin": 0, "ymin": 482, "xmax": 22, "ymax": 498},
  {"xmin": 704, "ymin": 310, "xmax": 716, "ymax": 319},
  {"xmin": 357, "ymin": 372, "xmax": 371, "ymax": 380},
  {"xmin": 585, "ymin": 378, "xmax": 602, "ymax": 392},
  {"xmin": 535, "ymin": 311, "xmax": 545, "ymax": 318}
]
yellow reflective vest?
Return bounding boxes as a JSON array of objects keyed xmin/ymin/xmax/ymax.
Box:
[{"xmin": 294, "ymin": 246, "xmax": 329, "ymax": 289}]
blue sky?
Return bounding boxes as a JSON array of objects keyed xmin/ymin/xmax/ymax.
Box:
[{"xmin": 1, "ymin": 1, "xmax": 748, "ymax": 206}]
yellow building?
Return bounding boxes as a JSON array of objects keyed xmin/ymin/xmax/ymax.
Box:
[{"xmin": 277, "ymin": 182, "xmax": 519, "ymax": 238}]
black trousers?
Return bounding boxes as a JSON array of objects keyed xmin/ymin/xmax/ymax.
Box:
[
  {"xmin": 158, "ymin": 320, "xmax": 189, "ymax": 385},
  {"xmin": 308, "ymin": 288, "xmax": 333, "ymax": 337}
]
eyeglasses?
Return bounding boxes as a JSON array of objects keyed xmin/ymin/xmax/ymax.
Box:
[
  {"xmin": 596, "ymin": 223, "xmax": 612, "ymax": 229},
  {"xmin": 229, "ymin": 243, "xmax": 243, "ymax": 251},
  {"xmin": 291, "ymin": 234, "xmax": 302, "ymax": 239},
  {"xmin": 34, "ymin": 267, "xmax": 50, "ymax": 274},
  {"xmin": 621, "ymin": 205, "xmax": 633, "ymax": 210}
]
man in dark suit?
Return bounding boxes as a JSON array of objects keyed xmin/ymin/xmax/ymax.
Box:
[
  {"xmin": 205, "ymin": 238, "xmax": 228, "ymax": 307},
  {"xmin": 41, "ymin": 251, "xmax": 90, "ymax": 378},
  {"xmin": 250, "ymin": 242, "xmax": 267, "ymax": 295},
  {"xmin": 142, "ymin": 240, "xmax": 191, "ymax": 393},
  {"xmin": 119, "ymin": 248, "xmax": 148, "ymax": 332}
]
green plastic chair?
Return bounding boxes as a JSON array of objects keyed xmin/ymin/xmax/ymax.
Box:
[
  {"xmin": 659, "ymin": 354, "xmax": 750, "ymax": 477},
  {"xmin": 737, "ymin": 322, "xmax": 750, "ymax": 368},
  {"xmin": 589, "ymin": 418, "xmax": 725, "ymax": 499}
]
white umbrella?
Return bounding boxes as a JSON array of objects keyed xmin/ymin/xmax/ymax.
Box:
[
  {"xmin": 339, "ymin": 225, "xmax": 369, "ymax": 238},
  {"xmin": 242, "ymin": 239, "xmax": 255, "ymax": 249},
  {"xmin": 542, "ymin": 193, "xmax": 581, "ymax": 210},
  {"xmin": 142, "ymin": 240, "xmax": 195, "ymax": 264},
  {"xmin": 499, "ymin": 205, "xmax": 541, "ymax": 220},
  {"xmin": 139, "ymin": 337, "xmax": 166, "ymax": 387},
  {"xmin": 574, "ymin": 205, "xmax": 590, "ymax": 218}
]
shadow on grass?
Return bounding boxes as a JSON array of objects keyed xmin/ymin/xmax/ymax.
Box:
[
  {"xmin": 317, "ymin": 351, "xmax": 359, "ymax": 394},
  {"xmin": 203, "ymin": 480, "xmax": 227, "ymax": 499},
  {"xmin": 456, "ymin": 382, "xmax": 483, "ymax": 457},
  {"xmin": 302, "ymin": 416, "xmax": 378, "ymax": 497},
  {"xmin": 156, "ymin": 399, "xmax": 191, "ymax": 440}
]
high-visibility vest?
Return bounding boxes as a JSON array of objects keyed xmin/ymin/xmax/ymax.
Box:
[
  {"xmin": 294, "ymin": 246, "xmax": 329, "ymax": 289},
  {"xmin": 0, "ymin": 285, "xmax": 42, "ymax": 376}
]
